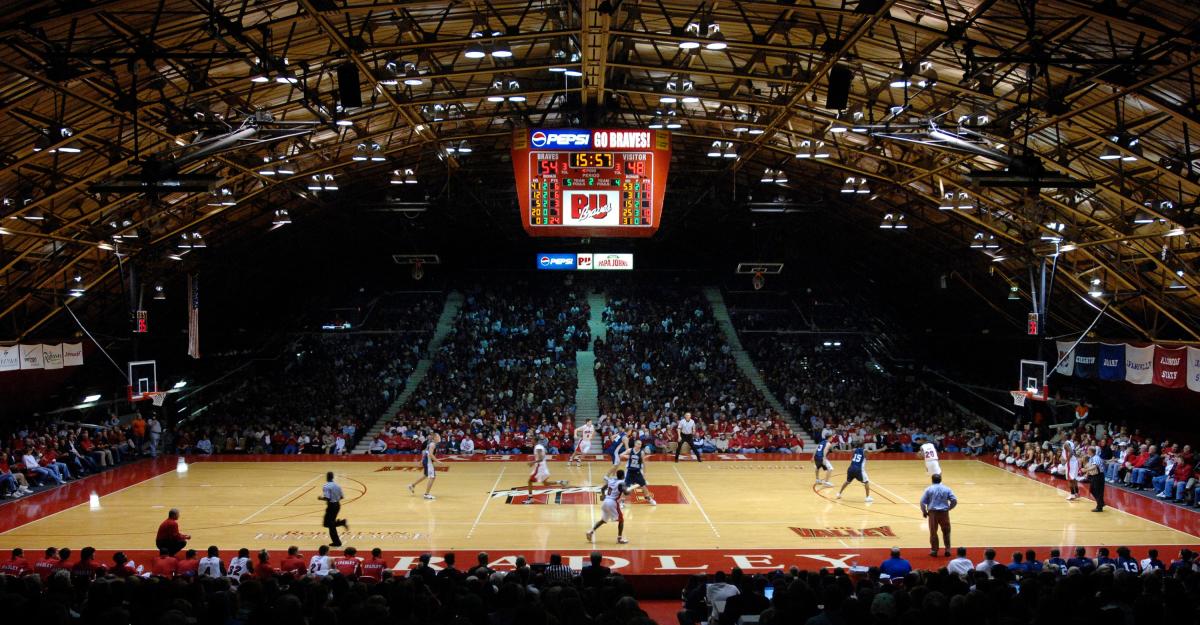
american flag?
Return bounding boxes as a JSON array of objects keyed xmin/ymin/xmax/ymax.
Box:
[{"xmin": 187, "ymin": 273, "xmax": 200, "ymax": 359}]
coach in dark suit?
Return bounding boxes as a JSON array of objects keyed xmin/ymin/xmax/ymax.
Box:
[{"xmin": 581, "ymin": 551, "xmax": 611, "ymax": 587}]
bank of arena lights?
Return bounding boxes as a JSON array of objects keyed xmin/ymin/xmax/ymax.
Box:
[
  {"xmin": 258, "ymin": 155, "xmax": 295, "ymax": 177},
  {"xmin": 390, "ymin": 168, "xmax": 419, "ymax": 185},
  {"xmin": 32, "ymin": 126, "xmax": 82, "ymax": 154},
  {"xmin": 879, "ymin": 213, "xmax": 908, "ymax": 229},
  {"xmin": 707, "ymin": 141, "xmax": 737, "ymax": 158},
  {"xmin": 271, "ymin": 209, "xmax": 291, "ymax": 229},
  {"xmin": 1100, "ymin": 134, "xmax": 1140, "ymax": 162},
  {"xmin": 352, "ymin": 141, "xmax": 385, "ymax": 162},
  {"xmin": 177, "ymin": 232, "xmax": 206, "ymax": 250},
  {"xmin": 677, "ymin": 21, "xmax": 726, "ymax": 51},
  {"xmin": 939, "ymin": 190, "xmax": 973, "ymax": 210},
  {"xmin": 971, "ymin": 232, "xmax": 999, "ymax": 249},
  {"xmin": 445, "ymin": 141, "xmax": 473, "ymax": 154},
  {"xmin": 840, "ymin": 176, "xmax": 870, "ymax": 194},
  {"xmin": 760, "ymin": 169, "xmax": 788, "ymax": 184},
  {"xmin": 307, "ymin": 174, "xmax": 338, "ymax": 191},
  {"xmin": 794, "ymin": 140, "xmax": 830, "ymax": 159},
  {"xmin": 207, "ymin": 187, "xmax": 236, "ymax": 206}
]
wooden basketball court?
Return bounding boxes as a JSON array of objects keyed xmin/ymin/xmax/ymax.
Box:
[{"xmin": 2, "ymin": 453, "xmax": 1196, "ymax": 575}]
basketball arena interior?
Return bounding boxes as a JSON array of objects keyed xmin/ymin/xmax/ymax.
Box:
[{"xmin": 3, "ymin": 0, "xmax": 1200, "ymax": 623}]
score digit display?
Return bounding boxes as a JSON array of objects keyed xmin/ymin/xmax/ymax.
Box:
[{"xmin": 512, "ymin": 129, "xmax": 671, "ymax": 237}]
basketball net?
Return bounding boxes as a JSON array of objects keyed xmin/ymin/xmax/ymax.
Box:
[
  {"xmin": 1010, "ymin": 390, "xmax": 1029, "ymax": 407},
  {"xmin": 150, "ymin": 392, "xmax": 167, "ymax": 407}
]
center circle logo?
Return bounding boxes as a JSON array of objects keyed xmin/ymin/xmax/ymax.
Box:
[
  {"xmin": 539, "ymin": 256, "xmax": 551, "ymax": 266},
  {"xmin": 531, "ymin": 131, "xmax": 547, "ymax": 148}
]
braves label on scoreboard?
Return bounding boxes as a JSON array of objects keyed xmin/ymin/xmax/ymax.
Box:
[{"xmin": 513, "ymin": 129, "xmax": 671, "ymax": 238}]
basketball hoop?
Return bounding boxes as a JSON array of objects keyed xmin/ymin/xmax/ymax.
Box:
[
  {"xmin": 148, "ymin": 392, "xmax": 167, "ymax": 407},
  {"xmin": 1010, "ymin": 390, "xmax": 1030, "ymax": 407}
]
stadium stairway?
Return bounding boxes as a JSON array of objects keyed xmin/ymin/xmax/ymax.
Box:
[
  {"xmin": 352, "ymin": 291, "xmax": 463, "ymax": 454},
  {"xmin": 703, "ymin": 286, "xmax": 816, "ymax": 451},
  {"xmin": 574, "ymin": 292, "xmax": 606, "ymax": 451}
]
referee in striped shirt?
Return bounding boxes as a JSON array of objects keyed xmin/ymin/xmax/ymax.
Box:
[
  {"xmin": 318, "ymin": 472, "xmax": 350, "ymax": 547},
  {"xmin": 674, "ymin": 412, "xmax": 702, "ymax": 463},
  {"xmin": 919, "ymin": 474, "xmax": 957, "ymax": 557}
]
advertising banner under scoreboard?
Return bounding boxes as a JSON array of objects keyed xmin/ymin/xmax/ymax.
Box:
[{"xmin": 535, "ymin": 253, "xmax": 633, "ymax": 271}]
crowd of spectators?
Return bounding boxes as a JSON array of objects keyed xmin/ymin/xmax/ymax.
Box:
[
  {"xmin": 997, "ymin": 417, "xmax": 1200, "ymax": 509},
  {"xmin": 368, "ymin": 285, "xmax": 590, "ymax": 455},
  {"xmin": 679, "ymin": 546, "xmax": 1198, "ymax": 625},
  {"xmin": 744, "ymin": 336, "xmax": 985, "ymax": 455},
  {"xmin": 1, "ymin": 413, "xmax": 157, "ymax": 499},
  {"xmin": 174, "ymin": 332, "xmax": 427, "ymax": 455},
  {"xmin": 0, "ymin": 547, "xmax": 657, "ymax": 625},
  {"xmin": 363, "ymin": 293, "xmax": 443, "ymax": 333},
  {"xmin": 593, "ymin": 287, "xmax": 799, "ymax": 455}
]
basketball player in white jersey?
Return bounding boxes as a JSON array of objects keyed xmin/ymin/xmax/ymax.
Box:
[
  {"xmin": 1063, "ymin": 437, "xmax": 1080, "ymax": 500},
  {"xmin": 525, "ymin": 438, "xmax": 568, "ymax": 503},
  {"xmin": 408, "ymin": 433, "xmax": 442, "ymax": 500},
  {"xmin": 307, "ymin": 545, "xmax": 332, "ymax": 577},
  {"xmin": 586, "ymin": 464, "xmax": 629, "ymax": 544},
  {"xmin": 917, "ymin": 437, "xmax": 941, "ymax": 477},
  {"xmin": 569, "ymin": 419, "xmax": 595, "ymax": 466}
]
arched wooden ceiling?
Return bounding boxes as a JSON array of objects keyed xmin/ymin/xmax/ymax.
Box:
[{"xmin": 1, "ymin": 0, "xmax": 1199, "ymax": 341}]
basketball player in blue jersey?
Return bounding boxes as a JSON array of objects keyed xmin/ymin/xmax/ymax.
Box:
[
  {"xmin": 813, "ymin": 432, "xmax": 834, "ymax": 487},
  {"xmin": 621, "ymin": 439, "xmax": 657, "ymax": 506},
  {"xmin": 408, "ymin": 433, "xmax": 442, "ymax": 500},
  {"xmin": 586, "ymin": 464, "xmax": 629, "ymax": 544},
  {"xmin": 611, "ymin": 431, "xmax": 630, "ymax": 466},
  {"xmin": 835, "ymin": 445, "xmax": 873, "ymax": 503}
]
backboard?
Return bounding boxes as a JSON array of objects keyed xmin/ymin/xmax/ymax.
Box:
[
  {"xmin": 127, "ymin": 360, "xmax": 158, "ymax": 402},
  {"xmin": 1018, "ymin": 359, "xmax": 1048, "ymax": 401}
]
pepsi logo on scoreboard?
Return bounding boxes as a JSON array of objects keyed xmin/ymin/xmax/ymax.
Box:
[
  {"xmin": 536, "ymin": 253, "xmax": 577, "ymax": 270},
  {"xmin": 529, "ymin": 129, "xmax": 591, "ymax": 149}
]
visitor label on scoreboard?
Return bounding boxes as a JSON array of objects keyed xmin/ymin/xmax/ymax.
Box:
[{"xmin": 514, "ymin": 129, "xmax": 670, "ymax": 238}]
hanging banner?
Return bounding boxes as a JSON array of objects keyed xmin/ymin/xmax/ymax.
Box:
[
  {"xmin": 1073, "ymin": 342, "xmax": 1100, "ymax": 379},
  {"xmin": 1153, "ymin": 346, "xmax": 1187, "ymax": 389},
  {"xmin": 1126, "ymin": 345, "xmax": 1154, "ymax": 385},
  {"xmin": 1055, "ymin": 341, "xmax": 1075, "ymax": 376},
  {"xmin": 0, "ymin": 345, "xmax": 19, "ymax": 372},
  {"xmin": 19, "ymin": 344, "xmax": 44, "ymax": 370},
  {"xmin": 1098, "ymin": 343, "xmax": 1126, "ymax": 381},
  {"xmin": 42, "ymin": 344, "xmax": 63, "ymax": 370},
  {"xmin": 1189, "ymin": 346, "xmax": 1200, "ymax": 393},
  {"xmin": 63, "ymin": 343, "xmax": 84, "ymax": 367}
]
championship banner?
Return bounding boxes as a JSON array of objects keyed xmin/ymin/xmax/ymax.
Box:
[
  {"xmin": 1153, "ymin": 346, "xmax": 1187, "ymax": 389},
  {"xmin": 63, "ymin": 343, "xmax": 84, "ymax": 367},
  {"xmin": 42, "ymin": 343, "xmax": 63, "ymax": 370},
  {"xmin": 1055, "ymin": 341, "xmax": 1075, "ymax": 376},
  {"xmin": 1125, "ymin": 345, "xmax": 1154, "ymax": 385},
  {"xmin": 1188, "ymin": 346, "xmax": 1200, "ymax": 393},
  {"xmin": 1072, "ymin": 342, "xmax": 1099, "ymax": 379},
  {"xmin": 19, "ymin": 343, "xmax": 44, "ymax": 370},
  {"xmin": 0, "ymin": 345, "xmax": 18, "ymax": 372},
  {"xmin": 1098, "ymin": 343, "xmax": 1126, "ymax": 381}
]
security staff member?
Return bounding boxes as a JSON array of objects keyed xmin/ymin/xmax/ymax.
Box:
[
  {"xmin": 674, "ymin": 412, "xmax": 702, "ymax": 463},
  {"xmin": 919, "ymin": 474, "xmax": 958, "ymax": 557},
  {"xmin": 318, "ymin": 472, "xmax": 350, "ymax": 546},
  {"xmin": 1087, "ymin": 446, "xmax": 1106, "ymax": 512}
]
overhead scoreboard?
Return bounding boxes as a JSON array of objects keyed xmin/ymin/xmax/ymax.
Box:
[{"xmin": 512, "ymin": 128, "xmax": 671, "ymax": 238}]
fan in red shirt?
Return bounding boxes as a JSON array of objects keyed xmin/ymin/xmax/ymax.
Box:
[
  {"xmin": 360, "ymin": 548, "xmax": 387, "ymax": 583},
  {"xmin": 0, "ymin": 548, "xmax": 29, "ymax": 576},
  {"xmin": 151, "ymin": 549, "xmax": 179, "ymax": 578},
  {"xmin": 176, "ymin": 549, "xmax": 200, "ymax": 578},
  {"xmin": 332, "ymin": 547, "xmax": 362, "ymax": 577},
  {"xmin": 111, "ymin": 552, "xmax": 138, "ymax": 578},
  {"xmin": 279, "ymin": 546, "xmax": 307, "ymax": 578},
  {"xmin": 70, "ymin": 547, "xmax": 106, "ymax": 582},
  {"xmin": 254, "ymin": 550, "xmax": 277, "ymax": 581},
  {"xmin": 34, "ymin": 548, "xmax": 59, "ymax": 581}
]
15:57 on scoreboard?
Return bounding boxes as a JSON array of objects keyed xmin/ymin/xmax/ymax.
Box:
[{"xmin": 511, "ymin": 128, "xmax": 672, "ymax": 238}]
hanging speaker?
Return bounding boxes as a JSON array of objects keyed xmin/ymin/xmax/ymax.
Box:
[
  {"xmin": 826, "ymin": 65, "xmax": 852, "ymax": 110},
  {"xmin": 337, "ymin": 64, "xmax": 362, "ymax": 108}
]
